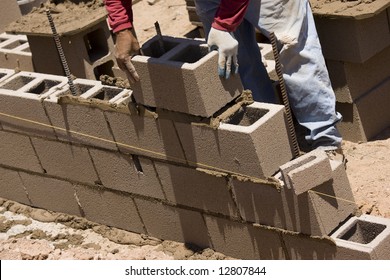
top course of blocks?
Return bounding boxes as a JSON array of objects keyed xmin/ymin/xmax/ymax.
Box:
[{"xmin": 131, "ymin": 36, "xmax": 244, "ymax": 117}]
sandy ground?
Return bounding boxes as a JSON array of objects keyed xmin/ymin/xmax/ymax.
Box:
[{"xmin": 1, "ymin": 0, "xmax": 390, "ymax": 260}]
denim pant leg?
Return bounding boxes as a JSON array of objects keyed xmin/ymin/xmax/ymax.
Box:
[
  {"xmin": 194, "ymin": 0, "xmax": 275, "ymax": 103},
  {"xmin": 246, "ymin": 0, "xmax": 342, "ymax": 147}
]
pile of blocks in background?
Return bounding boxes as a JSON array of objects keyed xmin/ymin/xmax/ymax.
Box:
[
  {"xmin": 185, "ymin": 0, "xmax": 390, "ymax": 142},
  {"xmin": 1, "ymin": 27, "xmax": 390, "ymax": 258},
  {"xmin": 0, "ymin": 0, "xmax": 390, "ymax": 259}
]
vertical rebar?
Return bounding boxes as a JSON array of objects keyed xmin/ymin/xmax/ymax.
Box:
[
  {"xmin": 269, "ymin": 32, "xmax": 300, "ymax": 158},
  {"xmin": 154, "ymin": 21, "xmax": 165, "ymax": 54},
  {"xmin": 46, "ymin": 8, "xmax": 78, "ymax": 96}
]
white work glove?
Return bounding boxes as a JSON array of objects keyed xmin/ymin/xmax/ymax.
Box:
[{"xmin": 207, "ymin": 27, "xmax": 239, "ymax": 79}]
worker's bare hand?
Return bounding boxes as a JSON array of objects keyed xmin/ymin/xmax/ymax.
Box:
[
  {"xmin": 207, "ymin": 27, "xmax": 239, "ymax": 79},
  {"xmin": 115, "ymin": 28, "xmax": 141, "ymax": 84}
]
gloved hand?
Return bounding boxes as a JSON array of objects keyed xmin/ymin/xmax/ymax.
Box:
[
  {"xmin": 115, "ymin": 28, "xmax": 141, "ymax": 84},
  {"xmin": 207, "ymin": 27, "xmax": 239, "ymax": 79}
]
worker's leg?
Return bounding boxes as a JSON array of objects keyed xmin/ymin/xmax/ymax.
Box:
[
  {"xmin": 194, "ymin": 0, "xmax": 275, "ymax": 102},
  {"xmin": 246, "ymin": 0, "xmax": 342, "ymax": 148}
]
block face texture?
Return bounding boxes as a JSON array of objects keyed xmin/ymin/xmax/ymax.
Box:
[
  {"xmin": 327, "ymin": 46, "xmax": 390, "ymax": 103},
  {"xmin": 0, "ymin": 167, "xmax": 30, "ymax": 205},
  {"xmin": 0, "ymin": 131, "xmax": 42, "ymax": 172},
  {"xmin": 135, "ymin": 198, "xmax": 210, "ymax": 248},
  {"xmin": 0, "ymin": 0, "xmax": 22, "ymax": 33},
  {"xmin": 0, "ymin": 93, "xmax": 57, "ymax": 139},
  {"xmin": 155, "ymin": 162, "xmax": 238, "ymax": 217},
  {"xmin": 280, "ymin": 149, "xmax": 332, "ymax": 195},
  {"xmin": 315, "ymin": 11, "xmax": 390, "ymax": 63},
  {"xmin": 43, "ymin": 100, "xmax": 117, "ymax": 150},
  {"xmin": 31, "ymin": 137, "xmax": 99, "ymax": 185},
  {"xmin": 176, "ymin": 102, "xmax": 293, "ymax": 179},
  {"xmin": 18, "ymin": 172, "xmax": 82, "ymax": 217},
  {"xmin": 75, "ymin": 185, "xmax": 145, "ymax": 233},
  {"xmin": 282, "ymin": 233, "xmax": 339, "ymax": 260},
  {"xmin": 131, "ymin": 36, "xmax": 242, "ymax": 117},
  {"xmin": 204, "ymin": 215, "xmax": 286, "ymax": 260},
  {"xmin": 331, "ymin": 215, "xmax": 390, "ymax": 260},
  {"xmin": 89, "ymin": 149, "xmax": 164, "ymax": 199},
  {"xmin": 105, "ymin": 110, "xmax": 186, "ymax": 162},
  {"xmin": 27, "ymin": 20, "xmax": 116, "ymax": 79},
  {"xmin": 230, "ymin": 179, "xmax": 287, "ymax": 229},
  {"xmin": 336, "ymin": 78, "xmax": 390, "ymax": 142}
]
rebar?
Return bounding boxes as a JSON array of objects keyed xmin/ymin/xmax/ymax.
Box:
[
  {"xmin": 46, "ymin": 8, "xmax": 78, "ymax": 96},
  {"xmin": 269, "ymin": 32, "xmax": 300, "ymax": 158}
]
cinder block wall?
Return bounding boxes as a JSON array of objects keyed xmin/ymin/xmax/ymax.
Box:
[
  {"xmin": 0, "ymin": 33, "xmax": 33, "ymax": 71},
  {"xmin": 1, "ymin": 68, "xmax": 389, "ymax": 259}
]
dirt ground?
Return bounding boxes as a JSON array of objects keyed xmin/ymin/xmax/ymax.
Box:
[{"xmin": 1, "ymin": 0, "xmax": 390, "ymax": 260}]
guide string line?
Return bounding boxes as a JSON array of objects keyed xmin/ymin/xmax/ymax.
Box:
[{"xmin": 0, "ymin": 111, "xmax": 356, "ymax": 204}]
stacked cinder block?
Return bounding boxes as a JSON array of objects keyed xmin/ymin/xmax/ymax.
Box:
[
  {"xmin": 313, "ymin": 1, "xmax": 390, "ymax": 142},
  {"xmin": 6, "ymin": 5, "xmax": 117, "ymax": 80},
  {"xmin": 25, "ymin": 17, "xmax": 117, "ymax": 80},
  {"xmin": 0, "ymin": 31, "xmax": 389, "ymax": 259},
  {"xmin": 0, "ymin": 33, "xmax": 33, "ymax": 71},
  {"xmin": 0, "ymin": 0, "xmax": 22, "ymax": 34}
]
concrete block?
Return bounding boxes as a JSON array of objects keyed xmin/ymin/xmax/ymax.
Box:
[
  {"xmin": 336, "ymin": 78, "xmax": 390, "ymax": 142},
  {"xmin": 204, "ymin": 215, "xmax": 286, "ymax": 260},
  {"xmin": 135, "ymin": 198, "xmax": 210, "ymax": 248},
  {"xmin": 280, "ymin": 149, "xmax": 332, "ymax": 195},
  {"xmin": 154, "ymin": 161, "xmax": 238, "ymax": 217},
  {"xmin": 331, "ymin": 215, "xmax": 390, "ymax": 260},
  {"xmin": 282, "ymin": 232, "xmax": 339, "ymax": 260},
  {"xmin": 43, "ymin": 82, "xmax": 122, "ymax": 151},
  {"xmin": 327, "ymin": 46, "xmax": 390, "ymax": 103},
  {"xmin": 232, "ymin": 158, "xmax": 357, "ymax": 236},
  {"xmin": 0, "ymin": 33, "xmax": 33, "ymax": 71},
  {"xmin": 26, "ymin": 18, "xmax": 117, "ymax": 79},
  {"xmin": 0, "ymin": 68, "xmax": 15, "ymax": 83},
  {"xmin": 314, "ymin": 9, "xmax": 390, "ymax": 63},
  {"xmin": 89, "ymin": 148, "xmax": 164, "ymax": 199},
  {"xmin": 0, "ymin": 71, "xmax": 67, "ymax": 138},
  {"xmin": 0, "ymin": 167, "xmax": 30, "ymax": 205},
  {"xmin": 31, "ymin": 137, "xmax": 99, "ymax": 185},
  {"xmin": 74, "ymin": 185, "xmax": 145, "ymax": 233},
  {"xmin": 0, "ymin": 0, "xmax": 22, "ymax": 33},
  {"xmin": 18, "ymin": 172, "xmax": 82, "ymax": 217},
  {"xmin": 282, "ymin": 215, "xmax": 390, "ymax": 260},
  {"xmin": 0, "ymin": 131, "xmax": 43, "ymax": 172},
  {"xmin": 175, "ymin": 102, "xmax": 293, "ymax": 179},
  {"xmin": 131, "ymin": 36, "xmax": 243, "ymax": 117},
  {"xmin": 105, "ymin": 110, "xmax": 186, "ymax": 161}
]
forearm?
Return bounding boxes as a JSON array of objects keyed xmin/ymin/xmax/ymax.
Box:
[
  {"xmin": 213, "ymin": 0, "xmax": 249, "ymax": 32},
  {"xmin": 104, "ymin": 0, "xmax": 133, "ymax": 33}
]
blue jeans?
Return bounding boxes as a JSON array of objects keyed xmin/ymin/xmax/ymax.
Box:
[{"xmin": 195, "ymin": 0, "xmax": 342, "ymax": 148}]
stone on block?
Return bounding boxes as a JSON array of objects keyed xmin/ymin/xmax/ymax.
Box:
[
  {"xmin": 0, "ymin": 0, "xmax": 22, "ymax": 33},
  {"xmin": 131, "ymin": 36, "xmax": 243, "ymax": 117}
]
